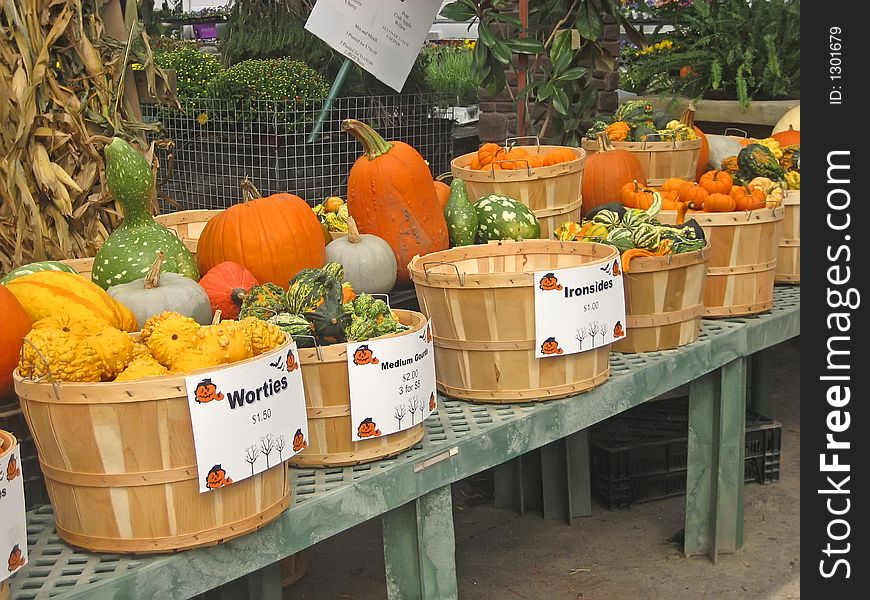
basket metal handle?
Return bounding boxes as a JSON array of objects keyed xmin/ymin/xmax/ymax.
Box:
[
  {"xmin": 19, "ymin": 337, "xmax": 61, "ymax": 400},
  {"xmin": 489, "ymin": 158, "xmax": 533, "ymax": 178},
  {"xmin": 294, "ymin": 334, "xmax": 323, "ymax": 361},
  {"xmin": 504, "ymin": 136, "xmax": 541, "ymax": 151},
  {"xmin": 724, "ymin": 127, "xmax": 749, "ymax": 139},
  {"xmin": 422, "ymin": 261, "xmax": 466, "ymax": 286},
  {"xmin": 369, "ymin": 293, "xmax": 393, "ymax": 312}
]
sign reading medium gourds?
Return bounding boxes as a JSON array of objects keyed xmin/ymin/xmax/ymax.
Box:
[
  {"xmin": 346, "ymin": 319, "xmax": 437, "ymax": 442},
  {"xmin": 184, "ymin": 343, "xmax": 309, "ymax": 493},
  {"xmin": 534, "ymin": 263, "xmax": 627, "ymax": 358},
  {"xmin": 0, "ymin": 432, "xmax": 27, "ymax": 584}
]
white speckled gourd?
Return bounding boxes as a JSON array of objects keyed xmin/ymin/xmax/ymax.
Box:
[
  {"xmin": 108, "ymin": 252, "xmax": 213, "ymax": 328},
  {"xmin": 92, "ymin": 137, "xmax": 199, "ymax": 289}
]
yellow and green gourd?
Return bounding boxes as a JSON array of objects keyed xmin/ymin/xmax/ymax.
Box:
[{"xmin": 92, "ymin": 138, "xmax": 199, "ymax": 290}]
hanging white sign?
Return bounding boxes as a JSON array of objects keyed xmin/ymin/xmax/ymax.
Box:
[
  {"xmin": 185, "ymin": 342, "xmax": 309, "ymax": 493},
  {"xmin": 0, "ymin": 437, "xmax": 27, "ymax": 585},
  {"xmin": 346, "ymin": 321, "xmax": 437, "ymax": 442},
  {"xmin": 534, "ymin": 260, "xmax": 627, "ymax": 358},
  {"xmin": 305, "ymin": 0, "xmax": 444, "ymax": 92}
]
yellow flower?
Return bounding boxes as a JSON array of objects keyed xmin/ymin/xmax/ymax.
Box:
[{"xmin": 196, "ymin": 112, "xmax": 210, "ymax": 125}]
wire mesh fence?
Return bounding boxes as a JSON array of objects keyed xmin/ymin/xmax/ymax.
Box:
[{"xmin": 142, "ymin": 94, "xmax": 455, "ymax": 212}]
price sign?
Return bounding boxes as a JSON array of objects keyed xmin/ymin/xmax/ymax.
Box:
[
  {"xmin": 1, "ymin": 436, "xmax": 27, "ymax": 584},
  {"xmin": 346, "ymin": 320, "xmax": 437, "ymax": 442},
  {"xmin": 185, "ymin": 342, "xmax": 309, "ymax": 493},
  {"xmin": 305, "ymin": 0, "xmax": 443, "ymax": 92},
  {"xmin": 534, "ymin": 260, "xmax": 627, "ymax": 358}
]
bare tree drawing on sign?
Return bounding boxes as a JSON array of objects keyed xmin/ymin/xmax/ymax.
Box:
[
  {"xmin": 394, "ymin": 404, "xmax": 406, "ymax": 428},
  {"xmin": 408, "ymin": 396, "xmax": 423, "ymax": 425},
  {"xmin": 275, "ymin": 435, "xmax": 287, "ymax": 462},
  {"xmin": 576, "ymin": 326, "xmax": 589, "ymax": 351},
  {"xmin": 244, "ymin": 445, "xmax": 260, "ymax": 475},
  {"xmin": 260, "ymin": 433, "xmax": 276, "ymax": 469}
]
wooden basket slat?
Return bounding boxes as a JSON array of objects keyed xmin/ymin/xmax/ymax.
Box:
[
  {"xmin": 409, "ymin": 240, "xmax": 616, "ymax": 403},
  {"xmin": 776, "ymin": 191, "xmax": 800, "ymax": 284}
]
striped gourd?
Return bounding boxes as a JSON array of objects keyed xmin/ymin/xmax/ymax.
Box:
[
  {"xmin": 591, "ymin": 209, "xmax": 621, "ymax": 228},
  {"xmin": 1, "ymin": 261, "xmax": 78, "ymax": 284},
  {"xmin": 605, "ymin": 227, "xmax": 635, "ymax": 253},
  {"xmin": 632, "ymin": 224, "xmax": 662, "ymax": 251}
]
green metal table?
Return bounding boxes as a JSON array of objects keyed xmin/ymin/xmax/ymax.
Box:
[{"xmin": 6, "ymin": 287, "xmax": 799, "ymax": 600}]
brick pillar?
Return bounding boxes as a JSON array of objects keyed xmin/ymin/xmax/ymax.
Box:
[{"xmin": 477, "ymin": 15, "xmax": 621, "ymax": 143}]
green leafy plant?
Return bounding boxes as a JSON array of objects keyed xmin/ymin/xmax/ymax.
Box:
[
  {"xmin": 440, "ymin": 0, "xmax": 644, "ymax": 145},
  {"xmin": 206, "ymin": 58, "xmax": 330, "ymax": 101},
  {"xmin": 154, "ymin": 43, "xmax": 223, "ymax": 99},
  {"xmin": 621, "ymin": 0, "xmax": 800, "ymax": 108},
  {"xmin": 422, "ymin": 44, "xmax": 479, "ymax": 106}
]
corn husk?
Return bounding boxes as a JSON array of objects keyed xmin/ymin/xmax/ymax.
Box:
[{"xmin": 0, "ymin": 0, "xmax": 178, "ymax": 271}]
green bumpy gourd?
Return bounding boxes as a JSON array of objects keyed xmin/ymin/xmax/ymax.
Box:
[
  {"xmin": 92, "ymin": 138, "xmax": 199, "ymax": 289},
  {"xmin": 444, "ymin": 179, "xmax": 478, "ymax": 247}
]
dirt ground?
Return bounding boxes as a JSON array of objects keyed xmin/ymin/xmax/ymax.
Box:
[{"xmin": 284, "ymin": 337, "xmax": 800, "ymax": 600}]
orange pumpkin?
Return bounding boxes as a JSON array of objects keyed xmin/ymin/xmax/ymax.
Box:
[
  {"xmin": 662, "ymin": 178, "xmax": 689, "ymax": 193},
  {"xmin": 197, "ymin": 178, "xmax": 326, "ymax": 288},
  {"xmin": 198, "ymin": 261, "xmax": 260, "ymax": 320},
  {"xmin": 477, "ymin": 142, "xmax": 506, "ymax": 167},
  {"xmin": 771, "ymin": 125, "xmax": 800, "ymax": 147},
  {"xmin": 681, "ymin": 105, "xmax": 710, "ymax": 181},
  {"xmin": 547, "ymin": 148, "xmax": 576, "ymax": 165},
  {"xmin": 582, "ymin": 132, "xmax": 647, "ymax": 216},
  {"xmin": 703, "ymin": 192, "xmax": 736, "ymax": 212},
  {"xmin": 620, "ymin": 180, "xmax": 657, "ymax": 209},
  {"xmin": 434, "ymin": 179, "xmax": 451, "ymax": 210},
  {"xmin": 343, "ymin": 119, "xmax": 450, "ymax": 285},
  {"xmin": 730, "ymin": 185, "xmax": 767, "ymax": 211},
  {"xmin": 0, "ymin": 286, "xmax": 31, "ymax": 399},
  {"xmin": 698, "ymin": 170, "xmax": 733, "ymax": 195},
  {"xmin": 676, "ymin": 181, "xmax": 708, "ymax": 208}
]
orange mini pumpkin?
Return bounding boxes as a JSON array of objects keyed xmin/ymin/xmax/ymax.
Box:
[
  {"xmin": 662, "ymin": 178, "xmax": 689, "ymax": 193},
  {"xmin": 433, "ymin": 179, "xmax": 451, "ymax": 209},
  {"xmin": 730, "ymin": 185, "xmax": 767, "ymax": 211},
  {"xmin": 698, "ymin": 170, "xmax": 733, "ymax": 195},
  {"xmin": 676, "ymin": 181, "xmax": 709, "ymax": 208},
  {"xmin": 703, "ymin": 192, "xmax": 736, "ymax": 212},
  {"xmin": 477, "ymin": 142, "xmax": 506, "ymax": 167},
  {"xmin": 620, "ymin": 180, "xmax": 657, "ymax": 209}
]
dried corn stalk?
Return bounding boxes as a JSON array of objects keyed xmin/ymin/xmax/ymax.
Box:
[{"xmin": 0, "ymin": 0, "xmax": 178, "ymax": 271}]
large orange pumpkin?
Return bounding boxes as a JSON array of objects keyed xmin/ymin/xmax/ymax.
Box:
[
  {"xmin": 343, "ymin": 119, "xmax": 449, "ymax": 285},
  {"xmin": 683, "ymin": 105, "xmax": 710, "ymax": 181},
  {"xmin": 771, "ymin": 125, "xmax": 800, "ymax": 147},
  {"xmin": 196, "ymin": 178, "xmax": 326, "ymax": 288},
  {"xmin": 0, "ymin": 285, "xmax": 32, "ymax": 399},
  {"xmin": 581, "ymin": 131, "xmax": 647, "ymax": 216}
]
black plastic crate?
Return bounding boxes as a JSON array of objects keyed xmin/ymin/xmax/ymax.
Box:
[
  {"xmin": 591, "ymin": 397, "xmax": 782, "ymax": 510},
  {"xmin": 1, "ymin": 398, "xmax": 51, "ymax": 510}
]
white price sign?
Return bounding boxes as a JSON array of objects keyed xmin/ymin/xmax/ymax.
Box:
[
  {"xmin": 185, "ymin": 343, "xmax": 309, "ymax": 493},
  {"xmin": 346, "ymin": 320, "xmax": 437, "ymax": 442},
  {"xmin": 534, "ymin": 259, "xmax": 627, "ymax": 358},
  {"xmin": 305, "ymin": 0, "xmax": 444, "ymax": 92},
  {"xmin": 1, "ymin": 437, "xmax": 27, "ymax": 584}
]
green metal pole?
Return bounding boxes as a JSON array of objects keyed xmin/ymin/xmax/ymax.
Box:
[{"xmin": 307, "ymin": 58, "xmax": 354, "ymax": 143}]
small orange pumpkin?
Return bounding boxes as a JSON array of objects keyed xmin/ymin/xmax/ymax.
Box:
[
  {"xmin": 322, "ymin": 196, "xmax": 344, "ymax": 213},
  {"xmin": 730, "ymin": 185, "xmax": 767, "ymax": 211},
  {"xmin": 620, "ymin": 180, "xmax": 657, "ymax": 209},
  {"xmin": 703, "ymin": 192, "xmax": 736, "ymax": 212},
  {"xmin": 698, "ymin": 170, "xmax": 733, "ymax": 195},
  {"xmin": 477, "ymin": 142, "xmax": 506, "ymax": 167},
  {"xmin": 434, "ymin": 179, "xmax": 451, "ymax": 209},
  {"xmin": 662, "ymin": 178, "xmax": 689, "ymax": 193},
  {"xmin": 677, "ymin": 181, "xmax": 709, "ymax": 207}
]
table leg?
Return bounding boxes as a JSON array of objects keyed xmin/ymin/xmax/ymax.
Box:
[
  {"xmin": 382, "ymin": 485, "xmax": 459, "ymax": 600},
  {"xmin": 541, "ymin": 430, "xmax": 592, "ymax": 523},
  {"xmin": 684, "ymin": 359, "xmax": 747, "ymax": 561},
  {"xmin": 214, "ymin": 561, "xmax": 282, "ymax": 600},
  {"xmin": 748, "ymin": 348, "xmax": 776, "ymax": 416}
]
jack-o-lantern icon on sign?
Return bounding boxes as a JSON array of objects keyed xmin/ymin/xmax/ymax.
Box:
[
  {"xmin": 538, "ymin": 273, "xmax": 563, "ymax": 291},
  {"xmin": 194, "ymin": 378, "xmax": 224, "ymax": 404},
  {"xmin": 352, "ymin": 345, "xmax": 379, "ymax": 366},
  {"xmin": 613, "ymin": 321, "xmax": 625, "ymax": 338},
  {"xmin": 6, "ymin": 454, "xmax": 21, "ymax": 481},
  {"xmin": 205, "ymin": 464, "xmax": 233, "ymax": 489},
  {"xmin": 357, "ymin": 418, "xmax": 382, "ymax": 438},
  {"xmin": 540, "ymin": 337, "xmax": 564, "ymax": 355},
  {"xmin": 611, "ymin": 259, "xmax": 621, "ymax": 277},
  {"xmin": 8, "ymin": 544, "xmax": 25, "ymax": 572},
  {"xmin": 292, "ymin": 428, "xmax": 308, "ymax": 452},
  {"xmin": 287, "ymin": 349, "xmax": 299, "ymax": 372}
]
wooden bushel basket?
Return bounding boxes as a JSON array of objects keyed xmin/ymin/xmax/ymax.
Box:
[
  {"xmin": 658, "ymin": 206, "xmax": 785, "ymax": 317},
  {"xmin": 450, "ymin": 141, "xmax": 586, "ymax": 240},
  {"xmin": 581, "ymin": 138, "xmax": 701, "ymax": 187},
  {"xmin": 12, "ymin": 339, "xmax": 293, "ymax": 554},
  {"xmin": 614, "ymin": 244, "xmax": 710, "ymax": 353},
  {"xmin": 775, "ymin": 190, "xmax": 800, "ymax": 284},
  {"xmin": 60, "ymin": 209, "xmax": 221, "ymax": 280},
  {"xmin": 288, "ymin": 310, "xmax": 427, "ymax": 467},
  {"xmin": 408, "ymin": 240, "xmax": 616, "ymax": 403}
]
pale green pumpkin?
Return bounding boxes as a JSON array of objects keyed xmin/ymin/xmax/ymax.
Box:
[{"xmin": 92, "ymin": 138, "xmax": 199, "ymax": 289}]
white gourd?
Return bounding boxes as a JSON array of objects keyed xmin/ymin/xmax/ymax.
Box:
[{"xmin": 325, "ymin": 217, "xmax": 397, "ymax": 294}]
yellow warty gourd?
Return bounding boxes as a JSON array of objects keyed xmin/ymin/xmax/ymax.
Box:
[
  {"xmin": 240, "ymin": 317, "xmax": 287, "ymax": 355},
  {"xmin": 114, "ymin": 356, "xmax": 170, "ymax": 381},
  {"xmin": 86, "ymin": 327, "xmax": 134, "ymax": 380},
  {"xmin": 31, "ymin": 304, "xmax": 107, "ymax": 337},
  {"xmin": 19, "ymin": 327, "xmax": 103, "ymax": 382},
  {"xmin": 195, "ymin": 321, "xmax": 253, "ymax": 364},
  {"xmin": 170, "ymin": 349, "xmax": 223, "ymax": 374},
  {"xmin": 131, "ymin": 342, "xmax": 153, "ymax": 360},
  {"xmin": 142, "ymin": 311, "xmax": 200, "ymax": 367}
]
